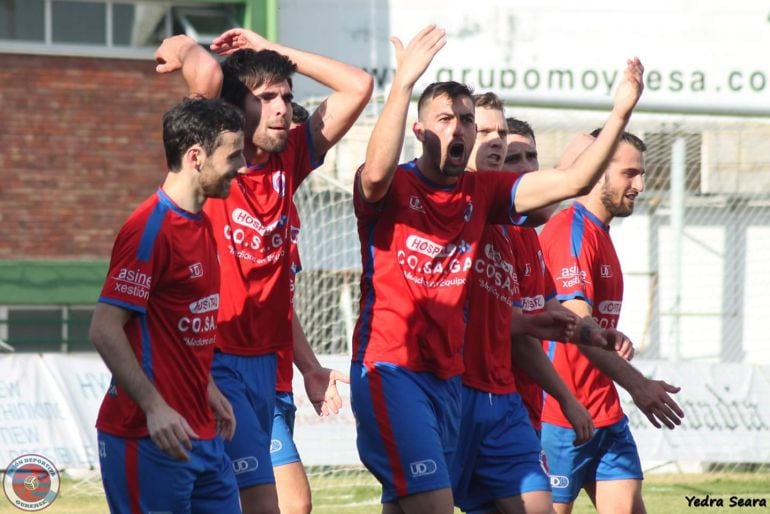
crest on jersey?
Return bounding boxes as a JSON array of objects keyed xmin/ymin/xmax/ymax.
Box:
[
  {"xmin": 600, "ymin": 264, "xmax": 613, "ymax": 278},
  {"xmin": 272, "ymin": 171, "xmax": 286, "ymax": 197},
  {"xmin": 189, "ymin": 263, "xmax": 203, "ymax": 279},
  {"xmin": 463, "ymin": 201, "xmax": 473, "ymax": 222},
  {"xmin": 409, "ymin": 195, "xmax": 426, "ymax": 213},
  {"xmin": 523, "ymin": 263, "xmax": 532, "ymax": 277}
]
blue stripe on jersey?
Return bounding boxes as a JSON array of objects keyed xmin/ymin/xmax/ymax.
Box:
[
  {"xmin": 546, "ymin": 340, "xmax": 557, "ymax": 362},
  {"xmin": 137, "ymin": 198, "xmax": 169, "ymax": 262},
  {"xmin": 574, "ymin": 201, "xmax": 610, "ymax": 232},
  {"xmin": 304, "ymin": 122, "xmax": 325, "ymax": 169},
  {"xmin": 569, "ymin": 204, "xmax": 587, "ymax": 259},
  {"xmin": 544, "ymin": 290, "xmax": 558, "ymax": 302},
  {"xmin": 355, "ymin": 223, "xmax": 378, "ymax": 362},
  {"xmin": 403, "ymin": 160, "xmax": 456, "ymax": 191},
  {"xmin": 139, "ymin": 315, "xmax": 154, "ymax": 381},
  {"xmin": 156, "ymin": 189, "xmax": 200, "ymax": 221},
  {"xmin": 556, "ymin": 291, "xmax": 592, "ymax": 307},
  {"xmin": 511, "ymin": 299, "xmax": 523, "ymax": 308},
  {"xmin": 508, "ymin": 176, "xmax": 528, "ymax": 225},
  {"xmin": 98, "ymin": 296, "xmax": 146, "ymax": 315}
]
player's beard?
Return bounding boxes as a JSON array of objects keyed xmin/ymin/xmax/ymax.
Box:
[
  {"xmin": 252, "ymin": 128, "xmax": 289, "ymax": 154},
  {"xmin": 200, "ymin": 165, "xmax": 234, "ymax": 199},
  {"xmin": 600, "ymin": 181, "xmax": 634, "ymax": 218}
]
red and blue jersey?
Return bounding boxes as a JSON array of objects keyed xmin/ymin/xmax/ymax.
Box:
[
  {"xmin": 462, "ymin": 225, "xmax": 522, "ymax": 394},
  {"xmin": 276, "ymin": 207, "xmax": 302, "ymax": 393},
  {"xmin": 352, "ymin": 161, "xmax": 524, "ymax": 379},
  {"xmin": 96, "ymin": 189, "xmax": 220, "ymax": 439},
  {"xmin": 510, "ymin": 226, "xmax": 557, "ymax": 429},
  {"xmin": 204, "ymin": 124, "xmax": 321, "ymax": 356},
  {"xmin": 539, "ymin": 202, "xmax": 625, "ymax": 428}
]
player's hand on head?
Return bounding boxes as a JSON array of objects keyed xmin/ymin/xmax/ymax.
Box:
[
  {"xmin": 207, "ymin": 382, "xmax": 236, "ymax": 440},
  {"xmin": 146, "ymin": 402, "xmax": 199, "ymax": 461},
  {"xmin": 390, "ymin": 24, "xmax": 447, "ymax": 88},
  {"xmin": 210, "ymin": 28, "xmax": 269, "ymax": 55},
  {"xmin": 612, "ymin": 57, "xmax": 644, "ymax": 120},
  {"xmin": 560, "ymin": 398, "xmax": 594, "ymax": 446},
  {"xmin": 154, "ymin": 34, "xmax": 197, "ymax": 74},
  {"xmin": 632, "ymin": 379, "xmax": 684, "ymax": 430}
]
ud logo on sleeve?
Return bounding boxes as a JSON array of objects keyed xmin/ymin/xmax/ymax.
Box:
[
  {"xmin": 232, "ymin": 457, "xmax": 259, "ymax": 475},
  {"xmin": 600, "ymin": 264, "xmax": 613, "ymax": 278}
]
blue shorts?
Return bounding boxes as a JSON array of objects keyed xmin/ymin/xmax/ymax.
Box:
[
  {"xmin": 97, "ymin": 432, "xmax": 240, "ymax": 514},
  {"xmin": 270, "ymin": 391, "xmax": 302, "ymax": 467},
  {"xmin": 451, "ymin": 387, "xmax": 550, "ymax": 514},
  {"xmin": 351, "ymin": 362, "xmax": 461, "ymax": 503},
  {"xmin": 541, "ymin": 416, "xmax": 643, "ymax": 503},
  {"xmin": 211, "ymin": 351, "xmax": 278, "ymax": 489}
]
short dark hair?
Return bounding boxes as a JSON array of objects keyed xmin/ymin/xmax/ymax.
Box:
[
  {"xmin": 473, "ymin": 92, "xmax": 504, "ymax": 111},
  {"xmin": 163, "ymin": 97, "xmax": 244, "ymax": 171},
  {"xmin": 417, "ymin": 81, "xmax": 474, "ymax": 118},
  {"xmin": 221, "ymin": 49, "xmax": 297, "ymax": 110},
  {"xmin": 590, "ymin": 127, "xmax": 647, "ymax": 152},
  {"xmin": 291, "ymin": 102, "xmax": 309, "ymax": 124},
  {"xmin": 506, "ymin": 117, "xmax": 536, "ymax": 144}
]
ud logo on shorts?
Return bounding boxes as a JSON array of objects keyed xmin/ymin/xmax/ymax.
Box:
[
  {"xmin": 232, "ymin": 456, "xmax": 258, "ymax": 475},
  {"xmin": 550, "ymin": 475, "xmax": 570, "ymax": 488},
  {"xmin": 409, "ymin": 459, "xmax": 437, "ymax": 478},
  {"xmin": 270, "ymin": 439, "xmax": 283, "ymax": 454}
]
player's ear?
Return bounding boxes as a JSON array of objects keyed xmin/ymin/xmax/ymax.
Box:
[
  {"xmin": 413, "ymin": 121, "xmax": 425, "ymax": 142},
  {"xmin": 186, "ymin": 144, "xmax": 205, "ymax": 172}
]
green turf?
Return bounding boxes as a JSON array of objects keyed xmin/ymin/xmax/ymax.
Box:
[{"xmin": 1, "ymin": 473, "xmax": 767, "ymax": 513}]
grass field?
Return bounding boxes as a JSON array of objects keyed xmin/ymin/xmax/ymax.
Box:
[{"xmin": 1, "ymin": 471, "xmax": 768, "ymax": 514}]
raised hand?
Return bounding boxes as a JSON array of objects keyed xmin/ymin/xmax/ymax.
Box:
[
  {"xmin": 304, "ymin": 367, "xmax": 350, "ymax": 416},
  {"xmin": 208, "ymin": 380, "xmax": 236, "ymax": 440},
  {"xmin": 154, "ymin": 34, "xmax": 198, "ymax": 74},
  {"xmin": 210, "ymin": 28, "xmax": 270, "ymax": 56},
  {"xmin": 630, "ymin": 379, "xmax": 684, "ymax": 429},
  {"xmin": 613, "ymin": 57, "xmax": 644, "ymax": 120},
  {"xmin": 146, "ymin": 401, "xmax": 199, "ymax": 460},
  {"xmin": 390, "ymin": 24, "xmax": 447, "ymax": 88}
]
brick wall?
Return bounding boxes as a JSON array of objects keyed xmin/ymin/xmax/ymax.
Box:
[{"xmin": 0, "ymin": 53, "xmax": 191, "ymax": 258}]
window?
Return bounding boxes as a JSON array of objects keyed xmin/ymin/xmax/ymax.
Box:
[
  {"xmin": 0, "ymin": 305, "xmax": 95, "ymax": 353},
  {"xmin": 0, "ymin": 0, "xmax": 242, "ymax": 51}
]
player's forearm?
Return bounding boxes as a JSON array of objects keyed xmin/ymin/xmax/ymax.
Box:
[
  {"xmin": 178, "ymin": 40, "xmax": 222, "ymax": 98},
  {"xmin": 90, "ymin": 317, "xmax": 164, "ymax": 414},
  {"xmin": 512, "ymin": 335, "xmax": 573, "ymax": 405},
  {"xmin": 360, "ymin": 80, "xmax": 412, "ymax": 202},
  {"xmin": 292, "ymin": 309, "xmax": 322, "ymax": 375},
  {"xmin": 562, "ymin": 111, "xmax": 628, "ymax": 195},
  {"xmin": 273, "ymin": 44, "xmax": 373, "ymax": 100},
  {"xmin": 579, "ymin": 344, "xmax": 645, "ymax": 391}
]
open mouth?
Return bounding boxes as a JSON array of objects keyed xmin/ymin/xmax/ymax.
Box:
[
  {"xmin": 487, "ymin": 153, "xmax": 502, "ymax": 165},
  {"xmin": 448, "ymin": 141, "xmax": 465, "ymax": 161}
]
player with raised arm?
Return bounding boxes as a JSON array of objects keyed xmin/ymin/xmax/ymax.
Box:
[
  {"xmin": 502, "ymin": 117, "xmax": 634, "ymax": 436},
  {"xmin": 90, "ymin": 98, "xmax": 246, "ymax": 513},
  {"xmin": 539, "ymin": 131, "xmax": 685, "ymax": 514},
  {"xmin": 351, "ymin": 24, "xmax": 644, "ymax": 514},
  {"xmin": 154, "ymin": 31, "xmax": 371, "ymax": 514}
]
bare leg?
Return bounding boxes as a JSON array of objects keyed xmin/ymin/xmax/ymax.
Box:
[
  {"xmin": 239, "ymin": 483, "xmax": 280, "ymax": 514},
  {"xmin": 274, "ymin": 461, "xmax": 312, "ymax": 514},
  {"xmin": 495, "ymin": 490, "xmax": 556, "ymax": 514},
  {"xmin": 395, "ymin": 488, "xmax": 454, "ymax": 514},
  {"xmin": 593, "ymin": 479, "xmax": 645, "ymax": 514}
]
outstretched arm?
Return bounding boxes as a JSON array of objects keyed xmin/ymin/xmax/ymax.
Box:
[
  {"xmin": 511, "ymin": 335, "xmax": 594, "ymax": 444},
  {"xmin": 154, "ymin": 35, "xmax": 222, "ymax": 98},
  {"xmin": 562, "ymin": 299, "xmax": 685, "ymax": 429},
  {"xmin": 292, "ymin": 308, "xmax": 349, "ymax": 416},
  {"xmin": 358, "ymin": 25, "xmax": 446, "ymax": 202},
  {"xmin": 545, "ymin": 298, "xmax": 635, "ymax": 359},
  {"xmin": 513, "ymin": 58, "xmax": 644, "ymax": 213},
  {"xmin": 89, "ymin": 303, "xmax": 198, "ymax": 460},
  {"xmin": 210, "ymin": 28, "xmax": 373, "ymax": 157}
]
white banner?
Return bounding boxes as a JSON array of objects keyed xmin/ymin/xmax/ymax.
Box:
[{"xmin": 1, "ymin": 355, "xmax": 769, "ymax": 470}]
